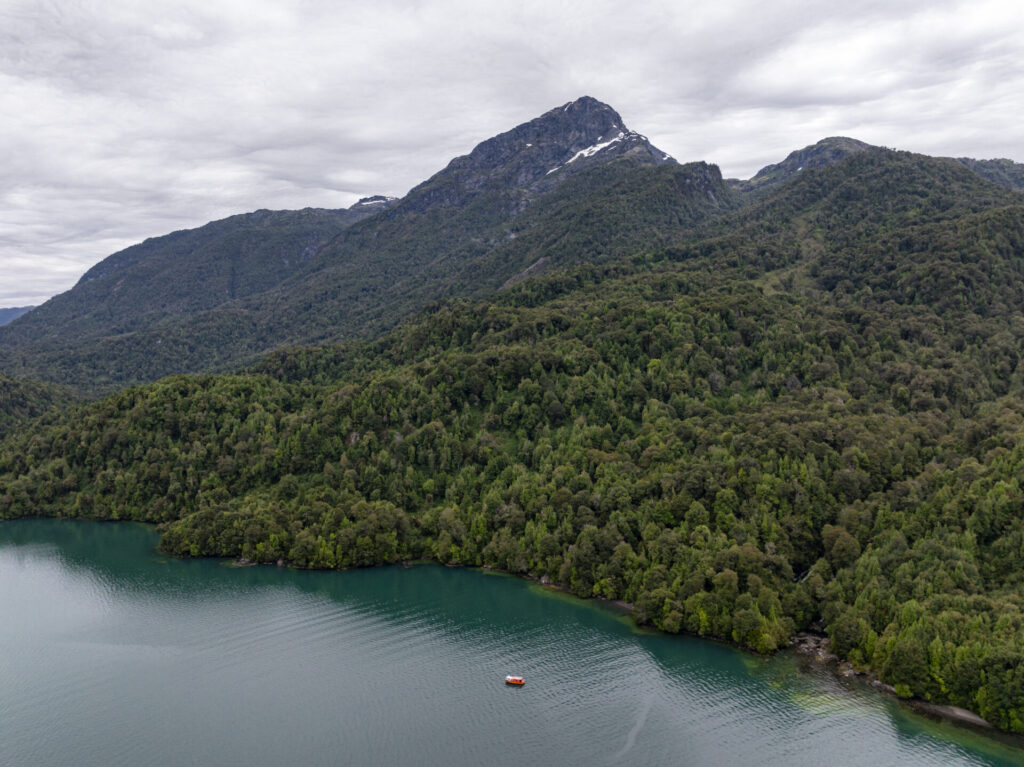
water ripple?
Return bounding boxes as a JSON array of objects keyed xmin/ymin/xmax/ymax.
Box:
[{"xmin": 2, "ymin": 522, "xmax": 1021, "ymax": 767}]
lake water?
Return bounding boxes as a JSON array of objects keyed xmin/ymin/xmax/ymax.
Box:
[{"xmin": 1, "ymin": 520, "xmax": 1021, "ymax": 767}]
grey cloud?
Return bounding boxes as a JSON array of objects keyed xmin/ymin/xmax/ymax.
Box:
[{"xmin": 1, "ymin": 0, "xmax": 1021, "ymax": 306}]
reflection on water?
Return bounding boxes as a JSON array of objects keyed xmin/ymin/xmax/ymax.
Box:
[{"xmin": 1, "ymin": 520, "xmax": 1021, "ymax": 767}]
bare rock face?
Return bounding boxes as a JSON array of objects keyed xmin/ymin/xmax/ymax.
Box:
[
  {"xmin": 792, "ymin": 632, "xmax": 838, "ymax": 662},
  {"xmin": 400, "ymin": 96, "xmax": 676, "ymax": 213},
  {"xmin": 353, "ymin": 195, "xmax": 398, "ymax": 208}
]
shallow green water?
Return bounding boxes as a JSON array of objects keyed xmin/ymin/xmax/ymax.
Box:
[{"xmin": 1, "ymin": 520, "xmax": 1021, "ymax": 767}]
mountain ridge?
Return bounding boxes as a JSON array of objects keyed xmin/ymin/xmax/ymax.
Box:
[
  {"xmin": 364, "ymin": 96, "xmax": 674, "ymax": 221},
  {"xmin": 0, "ymin": 98, "xmax": 715, "ymax": 393},
  {"xmin": 957, "ymin": 156, "xmax": 1024, "ymax": 191},
  {"xmin": 0, "ymin": 307, "xmax": 33, "ymax": 327},
  {"xmin": 729, "ymin": 136, "xmax": 874, "ymax": 192},
  {"xmin": 0, "ymin": 205, "xmax": 389, "ymax": 351},
  {"xmin": 2, "ymin": 99, "xmax": 1021, "ymax": 394}
]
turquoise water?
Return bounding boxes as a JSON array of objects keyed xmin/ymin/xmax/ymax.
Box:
[{"xmin": 1, "ymin": 520, "xmax": 1021, "ymax": 766}]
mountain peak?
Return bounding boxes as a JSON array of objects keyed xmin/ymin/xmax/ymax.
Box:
[
  {"xmin": 401, "ymin": 97, "xmax": 674, "ymax": 212},
  {"xmin": 459, "ymin": 95, "xmax": 672, "ymax": 175},
  {"xmin": 551, "ymin": 95, "xmax": 623, "ymax": 121},
  {"xmin": 745, "ymin": 136, "xmax": 874, "ymax": 189}
]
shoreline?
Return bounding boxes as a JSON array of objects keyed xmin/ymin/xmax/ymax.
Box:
[
  {"xmin": 790, "ymin": 632, "xmax": 1008, "ymax": 735},
  {"xmin": 4, "ymin": 516, "xmax": 1017, "ymax": 741},
  {"xmin": 525, "ymin": 571, "xmax": 1023, "ymax": 745},
  {"xmin": 524, "ymin": 575, "xmax": 1016, "ymax": 739}
]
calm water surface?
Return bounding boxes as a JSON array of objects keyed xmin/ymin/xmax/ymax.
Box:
[{"xmin": 1, "ymin": 520, "xmax": 1021, "ymax": 767}]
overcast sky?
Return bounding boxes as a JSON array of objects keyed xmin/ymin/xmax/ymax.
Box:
[{"xmin": 2, "ymin": 0, "xmax": 1022, "ymax": 306}]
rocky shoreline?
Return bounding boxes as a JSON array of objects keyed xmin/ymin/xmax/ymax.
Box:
[{"xmin": 791, "ymin": 631, "xmax": 995, "ymax": 731}]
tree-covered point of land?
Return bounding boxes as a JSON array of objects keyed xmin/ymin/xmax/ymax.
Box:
[{"xmin": 2, "ymin": 249, "xmax": 1024, "ymax": 731}]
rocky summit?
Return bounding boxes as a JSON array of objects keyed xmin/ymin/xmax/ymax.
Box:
[{"xmin": 400, "ymin": 96, "xmax": 675, "ymax": 212}]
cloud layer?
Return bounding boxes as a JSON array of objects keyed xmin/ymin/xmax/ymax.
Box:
[{"xmin": 2, "ymin": 0, "xmax": 1022, "ymax": 305}]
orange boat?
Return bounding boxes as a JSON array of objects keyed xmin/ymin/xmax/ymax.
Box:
[{"xmin": 504, "ymin": 675, "xmax": 525, "ymax": 686}]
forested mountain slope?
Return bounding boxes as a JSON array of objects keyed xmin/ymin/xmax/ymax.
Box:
[
  {"xmin": 0, "ymin": 307, "xmax": 33, "ymax": 326},
  {"xmin": 688, "ymin": 148, "xmax": 1024, "ymax": 313},
  {"xmin": 0, "ymin": 205, "xmax": 385, "ymax": 386},
  {"xmin": 0, "ymin": 372, "xmax": 78, "ymax": 439},
  {"xmin": 0, "ymin": 99, "xmax": 731, "ymax": 394},
  {"xmin": 730, "ymin": 136, "xmax": 873, "ymax": 193},
  {"xmin": 1, "ymin": 206, "xmax": 385, "ymax": 346},
  {"xmin": 4, "ymin": 96, "xmax": 1017, "ymax": 398},
  {"xmin": 958, "ymin": 157, "xmax": 1024, "ymax": 191}
]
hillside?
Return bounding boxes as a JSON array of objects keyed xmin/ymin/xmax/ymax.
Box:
[
  {"xmin": 0, "ymin": 205, "xmax": 385, "ymax": 382},
  {"xmin": 0, "ymin": 372, "xmax": 78, "ymax": 439},
  {"xmin": 958, "ymin": 157, "xmax": 1024, "ymax": 191},
  {"xmin": 4, "ymin": 98, "xmax": 1018, "ymax": 398},
  {"xmin": 0, "ymin": 98, "xmax": 732, "ymax": 394},
  {"xmin": 729, "ymin": 137, "xmax": 874, "ymax": 193},
  {"xmin": 689, "ymin": 147, "xmax": 1024, "ymax": 314},
  {"xmin": 3, "ymin": 138, "xmax": 1024, "ymax": 732},
  {"xmin": 0, "ymin": 307, "xmax": 33, "ymax": 326}
]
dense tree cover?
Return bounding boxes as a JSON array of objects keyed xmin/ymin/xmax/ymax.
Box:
[
  {"xmin": 2, "ymin": 137, "xmax": 1024, "ymax": 731},
  {"xmin": 0, "ymin": 160, "xmax": 733, "ymax": 395},
  {"xmin": 2, "ymin": 207, "xmax": 372, "ymax": 344},
  {"xmin": 0, "ymin": 373, "xmax": 79, "ymax": 440},
  {"xmin": 2, "ymin": 245, "xmax": 1024, "ymax": 730},
  {"xmin": 682, "ymin": 150, "xmax": 1022, "ymax": 280},
  {"xmin": 3, "ymin": 141, "xmax": 1019, "ymax": 399},
  {"xmin": 0, "ymin": 208, "xmax": 373, "ymax": 393},
  {"xmin": 959, "ymin": 157, "xmax": 1024, "ymax": 192},
  {"xmin": 731, "ymin": 137, "xmax": 873, "ymax": 193}
]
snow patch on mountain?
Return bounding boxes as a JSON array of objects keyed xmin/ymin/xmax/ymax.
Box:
[
  {"xmin": 568, "ymin": 132, "xmax": 626, "ymax": 163},
  {"xmin": 546, "ymin": 131, "xmax": 641, "ymax": 175},
  {"xmin": 354, "ymin": 195, "xmax": 397, "ymax": 207}
]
